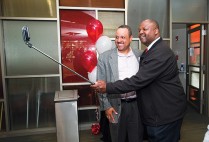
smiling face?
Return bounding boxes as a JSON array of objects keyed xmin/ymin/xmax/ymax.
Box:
[
  {"xmin": 115, "ymin": 27, "xmax": 132, "ymax": 54},
  {"xmin": 138, "ymin": 19, "xmax": 160, "ymax": 47}
]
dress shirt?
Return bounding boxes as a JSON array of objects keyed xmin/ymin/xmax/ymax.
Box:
[{"xmin": 117, "ymin": 48, "xmax": 139, "ymax": 99}]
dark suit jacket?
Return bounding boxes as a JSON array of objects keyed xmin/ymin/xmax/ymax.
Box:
[{"xmin": 106, "ymin": 38, "xmax": 187, "ymax": 126}]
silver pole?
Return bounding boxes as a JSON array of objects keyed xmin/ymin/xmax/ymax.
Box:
[{"xmin": 25, "ymin": 42, "xmax": 95, "ymax": 85}]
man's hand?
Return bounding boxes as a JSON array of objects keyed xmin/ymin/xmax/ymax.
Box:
[
  {"xmin": 105, "ymin": 107, "xmax": 118, "ymax": 123},
  {"xmin": 90, "ymin": 80, "xmax": 107, "ymax": 93}
]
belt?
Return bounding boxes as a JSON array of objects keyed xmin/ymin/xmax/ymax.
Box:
[{"xmin": 121, "ymin": 98, "xmax": 137, "ymax": 103}]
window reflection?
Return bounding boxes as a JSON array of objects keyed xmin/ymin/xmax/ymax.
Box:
[
  {"xmin": 1, "ymin": 0, "xmax": 57, "ymax": 17},
  {"xmin": 60, "ymin": 10, "xmax": 98, "ymax": 83},
  {"xmin": 3, "ymin": 20, "xmax": 58, "ymax": 75},
  {"xmin": 7, "ymin": 77, "xmax": 59, "ymax": 130},
  {"xmin": 189, "ymin": 29, "xmax": 200, "ymax": 66}
]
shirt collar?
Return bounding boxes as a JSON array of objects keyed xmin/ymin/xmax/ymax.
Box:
[
  {"xmin": 117, "ymin": 48, "xmax": 134, "ymax": 57},
  {"xmin": 147, "ymin": 37, "xmax": 160, "ymax": 50}
]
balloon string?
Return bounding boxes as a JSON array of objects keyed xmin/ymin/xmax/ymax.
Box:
[{"xmin": 95, "ymin": 108, "xmax": 99, "ymax": 122}]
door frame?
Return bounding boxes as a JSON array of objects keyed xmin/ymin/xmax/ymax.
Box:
[
  {"xmin": 186, "ymin": 24, "xmax": 205, "ymax": 114},
  {"xmin": 172, "ymin": 22, "xmax": 208, "ymax": 115}
]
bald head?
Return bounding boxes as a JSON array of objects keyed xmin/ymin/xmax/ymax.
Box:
[{"xmin": 144, "ymin": 19, "xmax": 160, "ymax": 30}]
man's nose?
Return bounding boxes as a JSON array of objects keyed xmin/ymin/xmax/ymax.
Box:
[
  {"xmin": 117, "ymin": 38, "xmax": 122, "ymax": 42},
  {"xmin": 138, "ymin": 30, "xmax": 143, "ymax": 36}
]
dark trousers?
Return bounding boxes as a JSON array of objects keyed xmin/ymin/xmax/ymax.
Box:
[
  {"xmin": 146, "ymin": 118, "xmax": 183, "ymax": 142},
  {"xmin": 100, "ymin": 111, "xmax": 112, "ymax": 142},
  {"xmin": 118, "ymin": 101, "xmax": 144, "ymax": 142}
]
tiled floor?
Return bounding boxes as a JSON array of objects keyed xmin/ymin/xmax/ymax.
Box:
[
  {"xmin": 179, "ymin": 105, "xmax": 209, "ymax": 142},
  {"xmin": 0, "ymin": 129, "xmax": 102, "ymax": 142},
  {"xmin": 0, "ymin": 104, "xmax": 208, "ymax": 142}
]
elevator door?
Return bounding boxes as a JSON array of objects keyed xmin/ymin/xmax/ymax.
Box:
[{"xmin": 186, "ymin": 24, "xmax": 205, "ymax": 114}]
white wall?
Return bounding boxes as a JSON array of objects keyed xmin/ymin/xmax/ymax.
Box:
[{"xmin": 172, "ymin": 24, "xmax": 187, "ymax": 92}]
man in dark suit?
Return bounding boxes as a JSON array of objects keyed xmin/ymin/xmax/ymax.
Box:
[{"xmin": 92, "ymin": 19, "xmax": 187, "ymax": 142}]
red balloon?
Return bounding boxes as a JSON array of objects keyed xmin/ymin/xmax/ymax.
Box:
[
  {"xmin": 81, "ymin": 51, "xmax": 97, "ymax": 72},
  {"xmin": 86, "ymin": 19, "xmax": 103, "ymax": 43},
  {"xmin": 91, "ymin": 123, "xmax": 100, "ymax": 135},
  {"xmin": 73, "ymin": 48, "xmax": 87, "ymax": 75}
]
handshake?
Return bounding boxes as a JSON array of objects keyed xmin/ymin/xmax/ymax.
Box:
[{"xmin": 91, "ymin": 80, "xmax": 107, "ymax": 93}]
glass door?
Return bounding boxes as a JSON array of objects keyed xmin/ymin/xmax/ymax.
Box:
[{"xmin": 186, "ymin": 24, "xmax": 205, "ymax": 113}]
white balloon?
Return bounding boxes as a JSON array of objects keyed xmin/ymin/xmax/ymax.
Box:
[
  {"xmin": 88, "ymin": 66, "xmax": 97, "ymax": 83},
  {"xmin": 95, "ymin": 36, "xmax": 112, "ymax": 54}
]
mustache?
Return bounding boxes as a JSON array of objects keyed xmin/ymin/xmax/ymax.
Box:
[{"xmin": 116, "ymin": 42, "xmax": 124, "ymax": 44}]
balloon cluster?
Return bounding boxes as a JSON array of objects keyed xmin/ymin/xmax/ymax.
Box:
[{"xmin": 85, "ymin": 19, "xmax": 113, "ymax": 83}]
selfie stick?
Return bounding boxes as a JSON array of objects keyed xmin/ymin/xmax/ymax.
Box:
[{"xmin": 22, "ymin": 26, "xmax": 95, "ymax": 85}]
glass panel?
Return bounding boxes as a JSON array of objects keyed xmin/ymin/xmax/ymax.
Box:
[
  {"xmin": 3, "ymin": 20, "xmax": 59, "ymax": 75},
  {"xmin": 189, "ymin": 86, "xmax": 200, "ymax": 109},
  {"xmin": 98, "ymin": 11, "xmax": 125, "ymax": 38},
  {"xmin": 7, "ymin": 77, "xmax": 59, "ymax": 130},
  {"xmin": 131, "ymin": 40, "xmax": 140, "ymax": 50},
  {"xmin": 189, "ymin": 47, "xmax": 200, "ymax": 65},
  {"xmin": 190, "ymin": 72, "xmax": 200, "ymax": 88},
  {"xmin": 78, "ymin": 109, "xmax": 97, "ymax": 123},
  {"xmin": 163, "ymin": 40, "xmax": 170, "ymax": 48},
  {"xmin": 2, "ymin": 0, "xmax": 56, "ymax": 18},
  {"xmin": 189, "ymin": 66, "xmax": 200, "ymax": 72},
  {"xmin": 60, "ymin": 10, "xmax": 98, "ymax": 83},
  {"xmin": 172, "ymin": 0, "xmax": 207, "ymax": 22},
  {"xmin": 63, "ymin": 85, "xmax": 98, "ymax": 107},
  {"xmin": 190, "ymin": 30, "xmax": 200, "ymax": 43},
  {"xmin": 59, "ymin": 0, "xmax": 125, "ymax": 8},
  {"xmin": 36, "ymin": 91, "xmax": 56, "ymax": 128},
  {"xmin": 188, "ymin": 29, "xmax": 201, "ymax": 66},
  {"xmin": 127, "ymin": 0, "xmax": 169, "ymax": 38},
  {"xmin": 190, "ymin": 24, "xmax": 201, "ymax": 30}
]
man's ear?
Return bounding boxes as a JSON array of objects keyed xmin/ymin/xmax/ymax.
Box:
[
  {"xmin": 155, "ymin": 28, "xmax": 159, "ymax": 35},
  {"xmin": 130, "ymin": 35, "xmax": 133, "ymax": 42}
]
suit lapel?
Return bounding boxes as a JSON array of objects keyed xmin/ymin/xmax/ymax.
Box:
[{"xmin": 109, "ymin": 49, "xmax": 119, "ymax": 80}]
